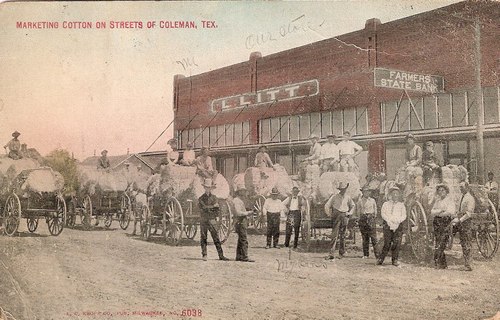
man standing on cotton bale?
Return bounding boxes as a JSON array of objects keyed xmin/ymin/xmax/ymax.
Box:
[
  {"xmin": 320, "ymin": 134, "xmax": 339, "ymax": 173},
  {"xmin": 337, "ymin": 131, "xmax": 362, "ymax": 173},
  {"xmin": 97, "ymin": 150, "xmax": 110, "ymax": 170},
  {"xmin": 4, "ymin": 131, "xmax": 22, "ymax": 160}
]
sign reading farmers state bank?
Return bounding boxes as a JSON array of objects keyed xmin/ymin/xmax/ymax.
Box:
[
  {"xmin": 211, "ymin": 79, "xmax": 319, "ymax": 112},
  {"xmin": 374, "ymin": 68, "xmax": 444, "ymax": 93}
]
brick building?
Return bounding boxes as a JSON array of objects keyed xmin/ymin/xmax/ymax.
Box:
[{"xmin": 144, "ymin": 1, "xmax": 500, "ymax": 183}]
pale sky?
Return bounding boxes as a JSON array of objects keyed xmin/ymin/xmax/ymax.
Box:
[{"xmin": 0, "ymin": 0, "xmax": 461, "ymax": 159}]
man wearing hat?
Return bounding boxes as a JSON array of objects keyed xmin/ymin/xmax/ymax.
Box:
[
  {"xmin": 198, "ymin": 178, "xmax": 229, "ymax": 261},
  {"xmin": 254, "ymin": 145, "xmax": 274, "ymax": 169},
  {"xmin": 167, "ymin": 139, "xmax": 180, "ymax": 164},
  {"xmin": 450, "ymin": 181, "xmax": 475, "ymax": 271},
  {"xmin": 320, "ymin": 134, "xmax": 339, "ymax": 172},
  {"xmin": 283, "ymin": 186, "xmax": 305, "ymax": 249},
  {"xmin": 179, "ymin": 142, "xmax": 196, "ymax": 166},
  {"xmin": 299, "ymin": 134, "xmax": 322, "ymax": 180},
  {"xmin": 324, "ymin": 181, "xmax": 355, "ymax": 260},
  {"xmin": 4, "ymin": 131, "xmax": 22, "ymax": 160},
  {"xmin": 97, "ymin": 150, "xmax": 110, "ymax": 169},
  {"xmin": 337, "ymin": 131, "xmax": 362, "ymax": 173},
  {"xmin": 263, "ymin": 187, "xmax": 287, "ymax": 249},
  {"xmin": 195, "ymin": 147, "xmax": 217, "ymax": 179},
  {"xmin": 405, "ymin": 133, "xmax": 422, "ymax": 167},
  {"xmin": 430, "ymin": 184, "xmax": 455, "ymax": 269},
  {"xmin": 377, "ymin": 186, "xmax": 406, "ymax": 267},
  {"xmin": 357, "ymin": 186, "xmax": 378, "ymax": 259},
  {"xmin": 232, "ymin": 186, "xmax": 256, "ymax": 262}
]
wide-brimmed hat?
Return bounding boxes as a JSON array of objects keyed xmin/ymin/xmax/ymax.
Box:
[
  {"xmin": 101, "ymin": 149, "xmax": 108, "ymax": 155},
  {"xmin": 406, "ymin": 133, "xmax": 415, "ymax": 141},
  {"xmin": 186, "ymin": 142, "xmax": 194, "ymax": 148},
  {"xmin": 270, "ymin": 187, "xmax": 280, "ymax": 195},
  {"xmin": 361, "ymin": 185, "xmax": 371, "ymax": 192},
  {"xmin": 435, "ymin": 184, "xmax": 450, "ymax": 194},
  {"xmin": 425, "ymin": 141, "xmax": 434, "ymax": 147},
  {"xmin": 258, "ymin": 145, "xmax": 268, "ymax": 151},
  {"xmin": 309, "ymin": 134, "xmax": 319, "ymax": 140},
  {"xmin": 168, "ymin": 138, "xmax": 177, "ymax": 144},
  {"xmin": 389, "ymin": 186, "xmax": 400, "ymax": 192},
  {"xmin": 12, "ymin": 131, "xmax": 20, "ymax": 138},
  {"xmin": 327, "ymin": 134, "xmax": 336, "ymax": 138},
  {"xmin": 202, "ymin": 178, "xmax": 217, "ymax": 188},
  {"xmin": 200, "ymin": 146, "xmax": 210, "ymax": 152},
  {"xmin": 337, "ymin": 182, "xmax": 349, "ymax": 190}
]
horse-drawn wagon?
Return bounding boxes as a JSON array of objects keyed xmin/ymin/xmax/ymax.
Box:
[
  {"xmin": 381, "ymin": 164, "xmax": 499, "ymax": 260},
  {"xmin": 1, "ymin": 164, "xmax": 66, "ymax": 236},
  {"xmin": 66, "ymin": 166, "xmax": 133, "ymax": 230},
  {"xmin": 137, "ymin": 165, "xmax": 232, "ymax": 244}
]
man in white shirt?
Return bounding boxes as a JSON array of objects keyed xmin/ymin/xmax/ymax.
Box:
[
  {"xmin": 377, "ymin": 186, "xmax": 407, "ymax": 267},
  {"xmin": 195, "ymin": 147, "xmax": 217, "ymax": 179},
  {"xmin": 263, "ymin": 187, "xmax": 287, "ymax": 249},
  {"xmin": 324, "ymin": 182, "xmax": 355, "ymax": 260},
  {"xmin": 337, "ymin": 131, "xmax": 362, "ymax": 173},
  {"xmin": 299, "ymin": 134, "xmax": 322, "ymax": 181},
  {"xmin": 179, "ymin": 142, "xmax": 196, "ymax": 166},
  {"xmin": 233, "ymin": 186, "xmax": 255, "ymax": 262},
  {"xmin": 430, "ymin": 184, "xmax": 456, "ymax": 269},
  {"xmin": 451, "ymin": 181, "xmax": 475, "ymax": 271},
  {"xmin": 282, "ymin": 186, "xmax": 305, "ymax": 249},
  {"xmin": 320, "ymin": 134, "xmax": 339, "ymax": 172},
  {"xmin": 254, "ymin": 145, "xmax": 274, "ymax": 169}
]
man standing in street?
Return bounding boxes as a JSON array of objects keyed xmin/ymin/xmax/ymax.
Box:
[
  {"xmin": 357, "ymin": 186, "xmax": 378, "ymax": 259},
  {"xmin": 320, "ymin": 134, "xmax": 339, "ymax": 172},
  {"xmin": 283, "ymin": 186, "xmax": 304, "ymax": 249},
  {"xmin": 451, "ymin": 181, "xmax": 475, "ymax": 271},
  {"xmin": 198, "ymin": 178, "xmax": 229, "ymax": 261},
  {"xmin": 337, "ymin": 131, "xmax": 362, "ymax": 173},
  {"xmin": 377, "ymin": 186, "xmax": 406, "ymax": 267},
  {"xmin": 325, "ymin": 182, "xmax": 355, "ymax": 260},
  {"xmin": 263, "ymin": 187, "xmax": 286, "ymax": 249},
  {"xmin": 232, "ymin": 186, "xmax": 255, "ymax": 262}
]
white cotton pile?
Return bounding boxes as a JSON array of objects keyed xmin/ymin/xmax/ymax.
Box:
[
  {"xmin": 0, "ymin": 156, "xmax": 39, "ymax": 178},
  {"xmin": 192, "ymin": 174, "xmax": 230, "ymax": 199},
  {"xmin": 469, "ymin": 184, "xmax": 490, "ymax": 211},
  {"xmin": 273, "ymin": 165, "xmax": 295, "ymax": 197},
  {"xmin": 232, "ymin": 173, "xmax": 245, "ymax": 191},
  {"xmin": 21, "ymin": 169, "xmax": 65, "ymax": 193},
  {"xmin": 121, "ymin": 167, "xmax": 151, "ymax": 193},
  {"xmin": 78, "ymin": 166, "xmax": 129, "ymax": 192},
  {"xmin": 134, "ymin": 192, "xmax": 148, "ymax": 208},
  {"xmin": 304, "ymin": 164, "xmax": 321, "ymax": 185},
  {"xmin": 317, "ymin": 172, "xmax": 361, "ymax": 203},
  {"xmin": 244, "ymin": 167, "xmax": 262, "ymax": 195},
  {"xmin": 242, "ymin": 165, "xmax": 293, "ymax": 197}
]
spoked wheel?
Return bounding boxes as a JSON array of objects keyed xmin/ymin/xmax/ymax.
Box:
[
  {"xmin": 475, "ymin": 199, "xmax": 499, "ymax": 259},
  {"xmin": 253, "ymin": 195, "xmax": 267, "ymax": 233},
  {"xmin": 407, "ymin": 200, "xmax": 431, "ymax": 260},
  {"xmin": 3, "ymin": 194, "xmax": 21, "ymax": 236},
  {"xmin": 217, "ymin": 199, "xmax": 232, "ymax": 244},
  {"xmin": 300, "ymin": 198, "xmax": 311, "ymax": 249},
  {"xmin": 119, "ymin": 193, "xmax": 132, "ymax": 230},
  {"xmin": 48, "ymin": 195, "xmax": 66, "ymax": 236},
  {"xmin": 104, "ymin": 214, "xmax": 113, "ymax": 229},
  {"xmin": 27, "ymin": 218, "xmax": 39, "ymax": 233},
  {"xmin": 81, "ymin": 195, "xmax": 92, "ymax": 230},
  {"xmin": 141, "ymin": 205, "xmax": 151, "ymax": 241},
  {"xmin": 164, "ymin": 197, "xmax": 184, "ymax": 245},
  {"xmin": 184, "ymin": 224, "xmax": 198, "ymax": 240}
]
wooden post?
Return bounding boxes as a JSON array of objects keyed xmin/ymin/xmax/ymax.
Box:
[{"xmin": 474, "ymin": 18, "xmax": 485, "ymax": 184}]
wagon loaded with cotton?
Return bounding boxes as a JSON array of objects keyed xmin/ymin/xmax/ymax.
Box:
[
  {"xmin": 137, "ymin": 165, "xmax": 232, "ymax": 244},
  {"xmin": 384, "ymin": 164, "xmax": 499, "ymax": 260},
  {"xmin": 66, "ymin": 166, "xmax": 132, "ymax": 230},
  {"xmin": 0, "ymin": 156, "xmax": 66, "ymax": 236}
]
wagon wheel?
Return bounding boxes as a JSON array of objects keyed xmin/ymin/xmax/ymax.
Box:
[
  {"xmin": 253, "ymin": 195, "xmax": 267, "ymax": 233},
  {"xmin": 3, "ymin": 194, "xmax": 21, "ymax": 236},
  {"xmin": 27, "ymin": 218, "xmax": 39, "ymax": 233},
  {"xmin": 184, "ymin": 224, "xmax": 198, "ymax": 240},
  {"xmin": 104, "ymin": 214, "xmax": 113, "ymax": 229},
  {"xmin": 141, "ymin": 204, "xmax": 151, "ymax": 241},
  {"xmin": 217, "ymin": 199, "xmax": 232, "ymax": 244},
  {"xmin": 81, "ymin": 195, "xmax": 92, "ymax": 230},
  {"xmin": 47, "ymin": 195, "xmax": 66, "ymax": 236},
  {"xmin": 164, "ymin": 197, "xmax": 184, "ymax": 245},
  {"xmin": 119, "ymin": 193, "xmax": 132, "ymax": 230},
  {"xmin": 300, "ymin": 198, "xmax": 311, "ymax": 249},
  {"xmin": 407, "ymin": 200, "xmax": 431, "ymax": 260},
  {"xmin": 476, "ymin": 199, "xmax": 499, "ymax": 259}
]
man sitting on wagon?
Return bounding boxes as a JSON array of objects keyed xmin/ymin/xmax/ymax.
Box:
[
  {"xmin": 337, "ymin": 131, "xmax": 362, "ymax": 174},
  {"xmin": 97, "ymin": 150, "xmax": 110, "ymax": 170},
  {"xmin": 4, "ymin": 131, "xmax": 22, "ymax": 160},
  {"xmin": 405, "ymin": 133, "xmax": 422, "ymax": 168},
  {"xmin": 320, "ymin": 134, "xmax": 339, "ymax": 173},
  {"xmin": 299, "ymin": 134, "xmax": 322, "ymax": 181},
  {"xmin": 422, "ymin": 141, "xmax": 442, "ymax": 185},
  {"xmin": 195, "ymin": 146, "xmax": 218, "ymax": 179},
  {"xmin": 254, "ymin": 145, "xmax": 274, "ymax": 169},
  {"xmin": 179, "ymin": 142, "xmax": 196, "ymax": 166}
]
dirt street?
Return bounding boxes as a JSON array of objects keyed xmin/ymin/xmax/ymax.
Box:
[{"xmin": 0, "ymin": 221, "xmax": 499, "ymax": 320}]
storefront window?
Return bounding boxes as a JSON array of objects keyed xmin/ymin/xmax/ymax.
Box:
[
  {"xmin": 332, "ymin": 110, "xmax": 343, "ymax": 136},
  {"xmin": 216, "ymin": 125, "xmax": 225, "ymax": 147},
  {"xmin": 202, "ymin": 127, "xmax": 210, "ymax": 147},
  {"xmin": 383, "ymin": 101, "xmax": 398, "ymax": 133},
  {"xmin": 343, "ymin": 108, "xmax": 356, "ymax": 135},
  {"xmin": 270, "ymin": 118, "xmax": 281, "ymax": 142},
  {"xmin": 452, "ymin": 92, "xmax": 468, "ymax": 126},
  {"xmin": 209, "ymin": 126, "xmax": 218, "ymax": 147},
  {"xmin": 410, "ymin": 98, "xmax": 424, "ymax": 131},
  {"xmin": 483, "ymin": 87, "xmax": 499, "ymax": 124},
  {"xmin": 310, "ymin": 112, "xmax": 321, "ymax": 138},
  {"xmin": 224, "ymin": 157, "xmax": 235, "ymax": 180},
  {"xmin": 356, "ymin": 107, "xmax": 368, "ymax": 135},
  {"xmin": 423, "ymin": 96, "xmax": 438, "ymax": 129},
  {"xmin": 242, "ymin": 121, "xmax": 250, "ymax": 144},
  {"xmin": 280, "ymin": 116, "xmax": 290, "ymax": 142},
  {"xmin": 299, "ymin": 114, "xmax": 310, "ymax": 140},
  {"xmin": 237, "ymin": 156, "xmax": 248, "ymax": 173},
  {"xmin": 398, "ymin": 100, "xmax": 410, "ymax": 132},
  {"xmin": 193, "ymin": 128, "xmax": 202, "ymax": 148},
  {"xmin": 321, "ymin": 112, "xmax": 332, "ymax": 138},
  {"xmin": 259, "ymin": 119, "xmax": 270, "ymax": 143},
  {"xmin": 226, "ymin": 124, "xmax": 234, "ymax": 146},
  {"xmin": 437, "ymin": 93, "xmax": 452, "ymax": 128},
  {"xmin": 289, "ymin": 116, "xmax": 299, "ymax": 141}
]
